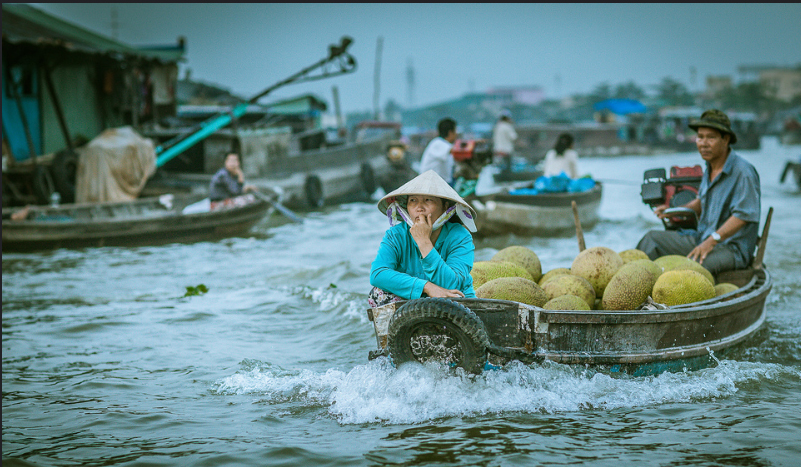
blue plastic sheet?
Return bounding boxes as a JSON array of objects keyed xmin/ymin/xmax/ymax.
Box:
[{"xmin": 509, "ymin": 173, "xmax": 595, "ymax": 196}]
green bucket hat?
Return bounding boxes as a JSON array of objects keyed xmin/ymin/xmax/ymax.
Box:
[{"xmin": 688, "ymin": 109, "xmax": 737, "ymax": 144}]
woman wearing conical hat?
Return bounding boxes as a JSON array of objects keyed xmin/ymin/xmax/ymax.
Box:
[{"xmin": 368, "ymin": 170, "xmax": 478, "ymax": 308}]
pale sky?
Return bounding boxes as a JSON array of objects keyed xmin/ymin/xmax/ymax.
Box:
[{"xmin": 30, "ymin": 3, "xmax": 801, "ymax": 114}]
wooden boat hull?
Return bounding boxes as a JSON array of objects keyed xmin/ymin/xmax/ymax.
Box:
[
  {"xmin": 2, "ymin": 193, "xmax": 274, "ymax": 251},
  {"xmin": 367, "ymin": 267, "xmax": 771, "ymax": 376},
  {"xmin": 472, "ymin": 183, "xmax": 602, "ymax": 236}
]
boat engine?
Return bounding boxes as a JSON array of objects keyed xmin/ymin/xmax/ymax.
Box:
[
  {"xmin": 640, "ymin": 165, "xmax": 703, "ymax": 230},
  {"xmin": 451, "ymin": 139, "xmax": 493, "ymax": 181}
]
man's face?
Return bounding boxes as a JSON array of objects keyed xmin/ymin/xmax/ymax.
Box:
[
  {"xmin": 695, "ymin": 127, "xmax": 729, "ymax": 163},
  {"xmin": 445, "ymin": 129, "xmax": 457, "ymax": 144}
]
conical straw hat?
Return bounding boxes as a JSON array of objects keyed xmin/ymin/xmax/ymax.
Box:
[{"xmin": 377, "ymin": 170, "xmax": 476, "ymax": 218}]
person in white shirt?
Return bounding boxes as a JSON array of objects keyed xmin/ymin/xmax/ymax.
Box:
[
  {"xmin": 543, "ymin": 133, "xmax": 579, "ymax": 178},
  {"xmin": 419, "ymin": 118, "xmax": 457, "ymax": 185},
  {"xmin": 492, "ymin": 110, "xmax": 518, "ymax": 175}
]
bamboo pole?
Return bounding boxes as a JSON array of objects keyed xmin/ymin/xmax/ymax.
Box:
[{"xmin": 572, "ymin": 200, "xmax": 586, "ymax": 253}]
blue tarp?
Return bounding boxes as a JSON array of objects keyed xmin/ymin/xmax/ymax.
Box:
[
  {"xmin": 594, "ymin": 98, "xmax": 646, "ymax": 115},
  {"xmin": 509, "ymin": 173, "xmax": 595, "ymax": 196}
]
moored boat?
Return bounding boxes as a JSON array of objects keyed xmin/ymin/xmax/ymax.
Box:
[
  {"xmin": 1, "ymin": 191, "xmax": 279, "ymax": 251},
  {"xmin": 471, "ymin": 182, "xmax": 603, "ymax": 236}
]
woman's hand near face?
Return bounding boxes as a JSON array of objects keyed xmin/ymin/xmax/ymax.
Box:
[
  {"xmin": 410, "ymin": 213, "xmax": 434, "ymax": 257},
  {"xmin": 423, "ymin": 281, "xmax": 465, "ymax": 298}
]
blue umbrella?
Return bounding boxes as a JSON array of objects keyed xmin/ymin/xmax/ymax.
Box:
[{"xmin": 594, "ymin": 99, "xmax": 646, "ymax": 115}]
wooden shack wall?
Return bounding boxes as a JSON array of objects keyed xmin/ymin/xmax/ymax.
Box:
[{"xmin": 40, "ymin": 64, "xmax": 121, "ymax": 155}]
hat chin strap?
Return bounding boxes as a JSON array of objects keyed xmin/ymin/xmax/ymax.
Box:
[{"xmin": 386, "ymin": 202, "xmax": 476, "ymax": 232}]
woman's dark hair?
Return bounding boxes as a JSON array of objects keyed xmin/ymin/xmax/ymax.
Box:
[{"xmin": 554, "ymin": 133, "xmax": 574, "ymax": 155}]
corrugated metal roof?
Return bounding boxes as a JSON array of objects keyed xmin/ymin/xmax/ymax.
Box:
[
  {"xmin": 2, "ymin": 4, "xmax": 184, "ymax": 63},
  {"xmin": 266, "ymin": 94, "xmax": 328, "ymax": 114}
]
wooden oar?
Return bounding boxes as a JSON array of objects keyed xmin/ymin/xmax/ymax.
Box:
[
  {"xmin": 752, "ymin": 206, "xmax": 772, "ymax": 270},
  {"xmin": 253, "ymin": 190, "xmax": 303, "ymax": 223},
  {"xmin": 572, "ymin": 200, "xmax": 586, "ymax": 253}
]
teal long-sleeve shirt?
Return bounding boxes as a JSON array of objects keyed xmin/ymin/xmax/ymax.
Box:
[{"xmin": 369, "ymin": 222, "xmax": 476, "ymax": 299}]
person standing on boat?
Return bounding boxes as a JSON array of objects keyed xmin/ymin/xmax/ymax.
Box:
[
  {"xmin": 492, "ymin": 109, "xmax": 518, "ymax": 176},
  {"xmin": 209, "ymin": 152, "xmax": 256, "ymax": 208},
  {"xmin": 368, "ymin": 170, "xmax": 478, "ymax": 308},
  {"xmin": 419, "ymin": 118, "xmax": 458, "ymax": 185},
  {"xmin": 637, "ymin": 109, "xmax": 761, "ymax": 275},
  {"xmin": 543, "ymin": 133, "xmax": 579, "ymax": 178}
]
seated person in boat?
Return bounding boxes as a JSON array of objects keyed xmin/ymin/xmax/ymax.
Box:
[
  {"xmin": 637, "ymin": 109, "xmax": 761, "ymax": 275},
  {"xmin": 368, "ymin": 170, "xmax": 478, "ymax": 308},
  {"xmin": 543, "ymin": 133, "xmax": 579, "ymax": 178},
  {"xmin": 209, "ymin": 152, "xmax": 257, "ymax": 208}
]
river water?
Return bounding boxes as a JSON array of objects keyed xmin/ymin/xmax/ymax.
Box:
[{"xmin": 3, "ymin": 137, "xmax": 800, "ymax": 466}]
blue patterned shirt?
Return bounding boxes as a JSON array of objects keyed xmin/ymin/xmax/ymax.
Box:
[{"xmin": 696, "ymin": 151, "xmax": 761, "ymax": 268}]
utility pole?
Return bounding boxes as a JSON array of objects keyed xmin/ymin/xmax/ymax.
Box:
[
  {"xmin": 373, "ymin": 36, "xmax": 383, "ymax": 120},
  {"xmin": 555, "ymin": 73, "xmax": 562, "ymax": 99},
  {"xmin": 406, "ymin": 58, "xmax": 415, "ymax": 107},
  {"xmin": 332, "ymin": 85, "xmax": 343, "ymax": 129},
  {"xmin": 110, "ymin": 7, "xmax": 119, "ymax": 40}
]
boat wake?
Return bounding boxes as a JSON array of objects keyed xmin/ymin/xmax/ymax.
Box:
[{"xmin": 211, "ymin": 357, "xmax": 801, "ymax": 425}]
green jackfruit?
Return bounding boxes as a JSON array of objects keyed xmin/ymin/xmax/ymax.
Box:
[
  {"xmin": 543, "ymin": 294, "xmax": 591, "ymax": 311},
  {"xmin": 714, "ymin": 283, "xmax": 739, "ymax": 297},
  {"xmin": 619, "ymin": 249, "xmax": 650, "ymax": 263},
  {"xmin": 471, "ymin": 261, "xmax": 534, "ymax": 289},
  {"xmin": 655, "ymin": 255, "xmax": 714, "ymax": 285},
  {"xmin": 538, "ymin": 268, "xmax": 571, "ymax": 286},
  {"xmin": 626, "ymin": 259, "xmax": 663, "ymax": 281},
  {"xmin": 652, "ymin": 270, "xmax": 716, "ymax": 307},
  {"xmin": 492, "ymin": 245, "xmax": 542, "ymax": 282},
  {"xmin": 475, "ymin": 276, "xmax": 548, "ymax": 307},
  {"xmin": 542, "ymin": 274, "xmax": 596, "ymax": 309},
  {"xmin": 654, "ymin": 255, "xmax": 689, "ymax": 271},
  {"xmin": 571, "ymin": 246, "xmax": 624, "ymax": 296},
  {"xmin": 601, "ymin": 261, "xmax": 659, "ymax": 311}
]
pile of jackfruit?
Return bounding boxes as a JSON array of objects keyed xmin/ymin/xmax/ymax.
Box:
[{"xmin": 471, "ymin": 245, "xmax": 741, "ymax": 310}]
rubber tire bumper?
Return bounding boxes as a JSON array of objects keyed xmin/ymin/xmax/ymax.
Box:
[
  {"xmin": 360, "ymin": 162, "xmax": 376, "ymax": 195},
  {"xmin": 387, "ymin": 298, "xmax": 490, "ymax": 374},
  {"xmin": 52, "ymin": 149, "xmax": 78, "ymax": 203},
  {"xmin": 304, "ymin": 174, "xmax": 324, "ymax": 208}
]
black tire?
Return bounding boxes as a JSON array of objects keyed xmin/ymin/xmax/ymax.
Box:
[
  {"xmin": 32, "ymin": 166, "xmax": 55, "ymax": 204},
  {"xmin": 387, "ymin": 298, "xmax": 490, "ymax": 374},
  {"xmin": 52, "ymin": 149, "xmax": 78, "ymax": 203},
  {"xmin": 360, "ymin": 162, "xmax": 376, "ymax": 195},
  {"xmin": 304, "ymin": 174, "xmax": 324, "ymax": 208}
]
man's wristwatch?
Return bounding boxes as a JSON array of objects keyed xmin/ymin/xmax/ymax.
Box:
[{"xmin": 710, "ymin": 231, "xmax": 721, "ymax": 242}]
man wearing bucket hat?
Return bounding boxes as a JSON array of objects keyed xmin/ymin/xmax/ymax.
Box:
[
  {"xmin": 637, "ymin": 109, "xmax": 761, "ymax": 275},
  {"xmin": 368, "ymin": 170, "xmax": 478, "ymax": 308}
]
